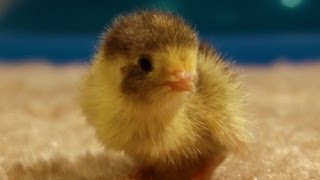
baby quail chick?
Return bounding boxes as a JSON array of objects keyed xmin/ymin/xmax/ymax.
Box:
[{"xmin": 80, "ymin": 10, "xmax": 249, "ymax": 180}]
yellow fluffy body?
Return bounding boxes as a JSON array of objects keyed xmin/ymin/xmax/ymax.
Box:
[{"xmin": 80, "ymin": 10, "xmax": 249, "ymax": 179}]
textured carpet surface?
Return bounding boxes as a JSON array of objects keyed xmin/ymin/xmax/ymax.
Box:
[{"xmin": 0, "ymin": 62, "xmax": 319, "ymax": 180}]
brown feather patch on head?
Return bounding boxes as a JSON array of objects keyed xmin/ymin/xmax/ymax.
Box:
[{"xmin": 102, "ymin": 10, "xmax": 198, "ymax": 59}]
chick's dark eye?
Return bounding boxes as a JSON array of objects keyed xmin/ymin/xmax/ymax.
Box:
[{"xmin": 138, "ymin": 57, "xmax": 153, "ymax": 72}]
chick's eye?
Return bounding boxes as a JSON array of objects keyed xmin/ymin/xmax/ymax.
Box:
[{"xmin": 138, "ymin": 57, "xmax": 153, "ymax": 72}]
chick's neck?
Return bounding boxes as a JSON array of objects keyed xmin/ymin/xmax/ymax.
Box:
[{"xmin": 123, "ymin": 91, "xmax": 191, "ymax": 127}]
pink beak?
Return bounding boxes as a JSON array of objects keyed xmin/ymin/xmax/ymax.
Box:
[{"xmin": 163, "ymin": 71, "xmax": 195, "ymax": 92}]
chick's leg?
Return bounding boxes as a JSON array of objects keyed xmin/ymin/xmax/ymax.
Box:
[{"xmin": 191, "ymin": 154, "xmax": 226, "ymax": 180}]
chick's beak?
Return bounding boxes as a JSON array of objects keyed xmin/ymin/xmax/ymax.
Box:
[{"xmin": 163, "ymin": 71, "xmax": 195, "ymax": 92}]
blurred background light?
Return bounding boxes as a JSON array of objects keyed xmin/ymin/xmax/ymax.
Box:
[{"xmin": 281, "ymin": 0, "xmax": 303, "ymax": 8}]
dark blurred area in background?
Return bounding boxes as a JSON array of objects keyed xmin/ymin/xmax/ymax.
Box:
[{"xmin": 0, "ymin": 0, "xmax": 319, "ymax": 64}]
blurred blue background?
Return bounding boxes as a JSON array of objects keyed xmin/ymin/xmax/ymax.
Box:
[{"xmin": 0, "ymin": 0, "xmax": 319, "ymax": 64}]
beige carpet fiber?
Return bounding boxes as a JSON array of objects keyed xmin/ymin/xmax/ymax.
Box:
[{"xmin": 0, "ymin": 62, "xmax": 319, "ymax": 180}]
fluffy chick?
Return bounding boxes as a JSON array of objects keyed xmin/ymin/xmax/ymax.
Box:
[{"xmin": 80, "ymin": 10, "xmax": 249, "ymax": 180}]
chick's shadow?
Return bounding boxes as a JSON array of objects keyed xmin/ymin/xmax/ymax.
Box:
[{"xmin": 6, "ymin": 151, "xmax": 134, "ymax": 180}]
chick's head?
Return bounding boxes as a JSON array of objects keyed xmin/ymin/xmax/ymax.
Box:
[{"xmin": 100, "ymin": 11, "xmax": 199, "ymax": 104}]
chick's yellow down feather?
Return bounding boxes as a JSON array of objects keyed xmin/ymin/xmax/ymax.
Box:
[{"xmin": 80, "ymin": 10, "xmax": 250, "ymax": 179}]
